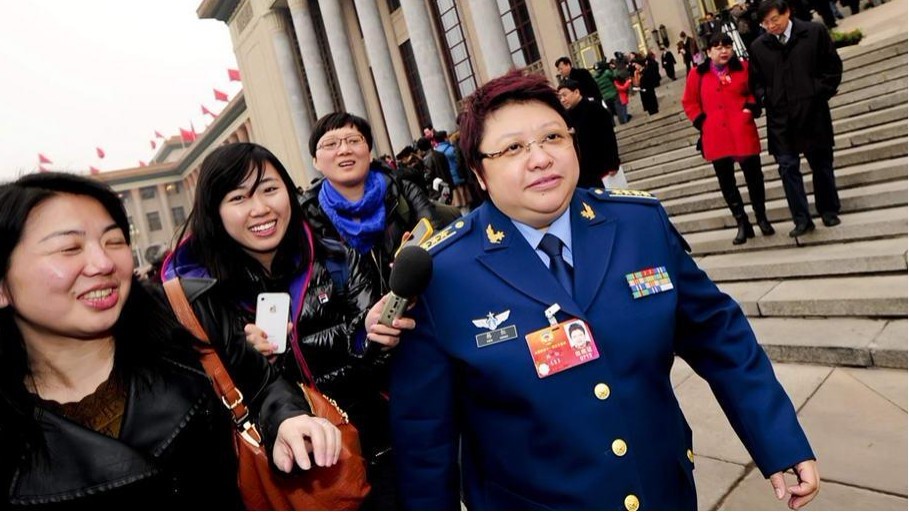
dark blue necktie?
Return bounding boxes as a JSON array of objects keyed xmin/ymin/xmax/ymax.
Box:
[{"xmin": 539, "ymin": 233, "xmax": 573, "ymax": 295}]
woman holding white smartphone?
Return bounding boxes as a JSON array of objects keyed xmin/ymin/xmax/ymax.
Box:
[{"xmin": 162, "ymin": 142, "xmax": 413, "ymax": 509}]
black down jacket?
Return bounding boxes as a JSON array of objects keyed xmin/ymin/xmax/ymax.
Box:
[{"xmin": 163, "ymin": 224, "xmax": 391, "ymax": 459}]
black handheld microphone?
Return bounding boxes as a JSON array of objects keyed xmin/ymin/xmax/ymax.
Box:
[{"xmin": 378, "ymin": 246, "xmax": 433, "ymax": 327}]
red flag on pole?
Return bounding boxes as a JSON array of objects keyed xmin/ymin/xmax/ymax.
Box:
[
  {"xmin": 154, "ymin": 130, "xmax": 165, "ymax": 139},
  {"xmin": 213, "ymin": 88, "xmax": 229, "ymax": 102},
  {"xmin": 96, "ymin": 147, "xmax": 106, "ymax": 159},
  {"xmin": 180, "ymin": 128, "xmax": 196, "ymax": 143},
  {"xmin": 201, "ymin": 104, "xmax": 217, "ymax": 117},
  {"xmin": 38, "ymin": 153, "xmax": 52, "ymax": 164},
  {"xmin": 150, "ymin": 139, "xmax": 157, "ymax": 150},
  {"xmin": 139, "ymin": 161, "xmax": 147, "ymax": 167},
  {"xmin": 228, "ymin": 68, "xmax": 241, "ymax": 82},
  {"xmin": 89, "ymin": 166, "xmax": 100, "ymax": 175}
]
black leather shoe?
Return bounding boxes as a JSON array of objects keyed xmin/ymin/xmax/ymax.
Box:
[
  {"xmin": 822, "ymin": 215, "xmax": 841, "ymax": 227},
  {"xmin": 788, "ymin": 222, "xmax": 816, "ymax": 238}
]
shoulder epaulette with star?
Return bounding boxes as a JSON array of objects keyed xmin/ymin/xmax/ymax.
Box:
[
  {"xmin": 586, "ymin": 187, "xmax": 660, "ymax": 204},
  {"xmin": 420, "ymin": 217, "xmax": 472, "ymax": 254}
]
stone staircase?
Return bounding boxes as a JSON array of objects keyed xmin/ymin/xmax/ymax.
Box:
[{"xmin": 616, "ymin": 34, "xmax": 908, "ymax": 369}]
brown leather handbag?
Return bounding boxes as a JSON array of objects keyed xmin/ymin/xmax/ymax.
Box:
[{"xmin": 163, "ymin": 278, "xmax": 370, "ymax": 510}]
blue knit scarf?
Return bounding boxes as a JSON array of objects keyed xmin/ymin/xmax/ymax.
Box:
[{"xmin": 318, "ymin": 170, "xmax": 387, "ymax": 254}]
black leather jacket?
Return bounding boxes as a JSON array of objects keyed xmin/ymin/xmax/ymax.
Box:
[
  {"xmin": 4, "ymin": 319, "xmax": 308, "ymax": 509},
  {"xmin": 297, "ymin": 168, "xmax": 441, "ymax": 457},
  {"xmin": 164, "ymin": 227, "xmax": 392, "ymax": 459}
]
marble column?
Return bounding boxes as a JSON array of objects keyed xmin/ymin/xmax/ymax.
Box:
[
  {"xmin": 266, "ymin": 11, "xmax": 317, "ymax": 182},
  {"xmin": 465, "ymin": 0, "xmax": 513, "ymax": 78},
  {"xmin": 288, "ymin": 0, "xmax": 335, "ymax": 118},
  {"xmin": 128, "ymin": 188, "xmax": 150, "ymax": 256},
  {"xmin": 590, "ymin": 1, "xmax": 638, "ymax": 57},
  {"xmin": 317, "ymin": 0, "xmax": 368, "ymax": 117},
  {"xmin": 400, "ymin": 0, "xmax": 456, "ymax": 131},
  {"xmin": 353, "ymin": 0, "xmax": 412, "ymax": 151},
  {"xmin": 156, "ymin": 183, "xmax": 176, "ymax": 238}
]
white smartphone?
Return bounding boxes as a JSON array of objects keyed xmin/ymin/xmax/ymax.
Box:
[{"xmin": 255, "ymin": 293, "xmax": 291, "ymax": 354}]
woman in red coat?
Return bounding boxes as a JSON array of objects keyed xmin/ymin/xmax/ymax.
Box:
[{"xmin": 682, "ymin": 33, "xmax": 774, "ymax": 244}]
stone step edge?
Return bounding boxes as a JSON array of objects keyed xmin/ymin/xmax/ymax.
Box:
[
  {"xmin": 617, "ymin": 82, "xmax": 908, "ymax": 150},
  {"xmin": 619, "ymin": 101, "xmax": 908, "ymax": 164},
  {"xmin": 657, "ymin": 155, "xmax": 907, "ymax": 210},
  {"xmin": 725, "ymin": 273, "xmax": 908, "ymax": 319},
  {"xmin": 622, "ymin": 120, "xmax": 906, "ymax": 182},
  {"xmin": 648, "ymin": 155, "xmax": 908, "ymax": 203},
  {"xmin": 670, "ymin": 178, "xmax": 907, "ymax": 235},
  {"xmin": 752, "ymin": 317, "xmax": 907, "ymax": 369},
  {"xmin": 685, "ymin": 206, "xmax": 908, "ymax": 257},
  {"xmin": 701, "ymin": 241, "xmax": 908, "ymax": 283}
]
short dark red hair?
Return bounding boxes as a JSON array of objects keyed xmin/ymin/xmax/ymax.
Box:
[{"xmin": 458, "ymin": 70, "xmax": 570, "ymax": 178}]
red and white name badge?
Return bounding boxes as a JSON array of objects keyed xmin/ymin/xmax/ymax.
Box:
[{"xmin": 525, "ymin": 305, "xmax": 599, "ymax": 378}]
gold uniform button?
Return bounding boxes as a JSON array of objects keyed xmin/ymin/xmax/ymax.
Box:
[
  {"xmin": 624, "ymin": 494, "xmax": 640, "ymax": 511},
  {"xmin": 593, "ymin": 383, "xmax": 610, "ymax": 400},
  {"xmin": 687, "ymin": 449, "xmax": 694, "ymax": 462},
  {"xmin": 455, "ymin": 220, "xmax": 464, "ymax": 228},
  {"xmin": 612, "ymin": 439, "xmax": 628, "ymax": 457}
]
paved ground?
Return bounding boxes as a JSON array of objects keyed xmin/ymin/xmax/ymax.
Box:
[
  {"xmin": 836, "ymin": 0, "xmax": 908, "ymax": 45},
  {"xmin": 673, "ymin": 359, "xmax": 907, "ymax": 510}
]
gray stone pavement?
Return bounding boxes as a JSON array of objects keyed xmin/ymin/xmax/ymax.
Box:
[
  {"xmin": 836, "ymin": 0, "xmax": 908, "ymax": 46},
  {"xmin": 671, "ymin": 358, "xmax": 908, "ymax": 510}
]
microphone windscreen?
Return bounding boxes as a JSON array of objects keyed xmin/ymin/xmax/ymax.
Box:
[{"xmin": 389, "ymin": 246, "xmax": 434, "ymax": 297}]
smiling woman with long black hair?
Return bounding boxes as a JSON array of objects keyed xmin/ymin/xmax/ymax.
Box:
[{"xmin": 0, "ymin": 172, "xmax": 334, "ymax": 508}]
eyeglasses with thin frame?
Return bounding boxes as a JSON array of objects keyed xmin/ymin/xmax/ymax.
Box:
[
  {"xmin": 317, "ymin": 134, "xmax": 366, "ymax": 152},
  {"xmin": 480, "ymin": 129, "xmax": 575, "ymax": 161}
]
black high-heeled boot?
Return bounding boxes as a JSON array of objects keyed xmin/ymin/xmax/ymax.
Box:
[{"xmin": 733, "ymin": 214, "xmax": 755, "ymax": 245}]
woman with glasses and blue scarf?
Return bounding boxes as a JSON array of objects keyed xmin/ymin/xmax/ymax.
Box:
[{"xmin": 300, "ymin": 112, "xmax": 444, "ymax": 508}]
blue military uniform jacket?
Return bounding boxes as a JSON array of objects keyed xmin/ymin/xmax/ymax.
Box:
[{"xmin": 389, "ymin": 189, "xmax": 814, "ymax": 511}]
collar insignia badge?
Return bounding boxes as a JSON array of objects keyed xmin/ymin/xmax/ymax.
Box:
[{"xmin": 486, "ymin": 224, "xmax": 505, "ymax": 244}]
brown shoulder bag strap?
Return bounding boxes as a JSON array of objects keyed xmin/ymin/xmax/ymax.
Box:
[{"xmin": 163, "ymin": 278, "xmax": 252, "ymax": 427}]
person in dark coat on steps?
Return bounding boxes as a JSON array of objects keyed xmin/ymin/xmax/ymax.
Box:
[
  {"xmin": 749, "ymin": 0, "xmax": 844, "ymax": 237},
  {"xmin": 661, "ymin": 47, "xmax": 678, "ymax": 80},
  {"xmin": 555, "ymin": 56, "xmax": 602, "ymax": 103},
  {"xmin": 557, "ymin": 79, "xmax": 621, "ymax": 189}
]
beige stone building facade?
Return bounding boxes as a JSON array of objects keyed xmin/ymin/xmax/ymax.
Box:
[
  {"xmin": 197, "ymin": 0, "xmax": 718, "ymax": 185},
  {"xmin": 97, "ymin": 92, "xmax": 253, "ymax": 267},
  {"xmin": 100, "ymin": 0, "xmax": 722, "ymax": 265}
]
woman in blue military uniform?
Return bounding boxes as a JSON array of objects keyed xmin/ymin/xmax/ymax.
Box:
[{"xmin": 388, "ymin": 71, "xmax": 819, "ymax": 511}]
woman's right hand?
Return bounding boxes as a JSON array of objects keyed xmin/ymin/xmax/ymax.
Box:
[
  {"xmin": 244, "ymin": 322, "xmax": 292, "ymax": 362},
  {"xmin": 272, "ymin": 414, "xmax": 342, "ymax": 472}
]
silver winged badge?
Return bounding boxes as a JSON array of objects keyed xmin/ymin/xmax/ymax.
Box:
[{"xmin": 472, "ymin": 310, "xmax": 511, "ymax": 331}]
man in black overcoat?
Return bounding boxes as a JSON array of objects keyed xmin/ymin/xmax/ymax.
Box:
[
  {"xmin": 556, "ymin": 56, "xmax": 603, "ymax": 103},
  {"xmin": 748, "ymin": 0, "xmax": 843, "ymax": 237},
  {"xmin": 557, "ymin": 79, "xmax": 621, "ymax": 189}
]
